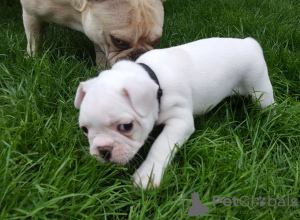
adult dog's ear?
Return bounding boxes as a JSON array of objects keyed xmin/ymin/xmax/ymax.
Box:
[
  {"xmin": 71, "ymin": 0, "xmax": 87, "ymax": 12},
  {"xmin": 74, "ymin": 78, "xmax": 97, "ymax": 109},
  {"xmin": 122, "ymin": 77, "xmax": 159, "ymax": 117}
]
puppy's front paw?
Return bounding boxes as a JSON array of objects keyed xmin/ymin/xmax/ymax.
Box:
[{"xmin": 132, "ymin": 163, "xmax": 163, "ymax": 189}]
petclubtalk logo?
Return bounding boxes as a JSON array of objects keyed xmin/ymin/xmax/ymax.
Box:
[{"xmin": 213, "ymin": 195, "xmax": 298, "ymax": 207}]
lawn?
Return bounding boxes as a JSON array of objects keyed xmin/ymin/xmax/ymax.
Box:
[{"xmin": 1, "ymin": 0, "xmax": 300, "ymax": 219}]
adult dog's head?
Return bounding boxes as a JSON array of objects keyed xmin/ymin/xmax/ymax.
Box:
[{"xmin": 80, "ymin": 0, "xmax": 165, "ymax": 65}]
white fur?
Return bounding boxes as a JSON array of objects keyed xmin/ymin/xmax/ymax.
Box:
[{"xmin": 75, "ymin": 37, "xmax": 274, "ymax": 189}]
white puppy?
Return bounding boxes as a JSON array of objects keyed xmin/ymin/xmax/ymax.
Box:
[{"xmin": 74, "ymin": 37, "xmax": 274, "ymax": 189}]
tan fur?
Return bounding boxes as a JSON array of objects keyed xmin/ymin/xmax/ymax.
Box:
[
  {"xmin": 130, "ymin": 0, "xmax": 161, "ymax": 34},
  {"xmin": 70, "ymin": 0, "xmax": 87, "ymax": 12},
  {"xmin": 20, "ymin": 0, "xmax": 165, "ymax": 67}
]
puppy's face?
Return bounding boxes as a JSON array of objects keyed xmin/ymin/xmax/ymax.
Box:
[
  {"xmin": 75, "ymin": 69, "xmax": 159, "ymax": 165},
  {"xmin": 83, "ymin": 0, "xmax": 165, "ymax": 65}
]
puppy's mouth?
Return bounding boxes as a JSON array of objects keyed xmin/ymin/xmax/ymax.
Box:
[
  {"xmin": 96, "ymin": 146, "xmax": 139, "ymax": 166},
  {"xmin": 91, "ymin": 148, "xmax": 127, "ymax": 165},
  {"xmin": 90, "ymin": 139, "xmax": 143, "ymax": 165},
  {"xmin": 97, "ymin": 148, "xmax": 112, "ymax": 163}
]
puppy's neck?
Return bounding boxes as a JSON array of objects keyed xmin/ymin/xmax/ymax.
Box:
[{"xmin": 138, "ymin": 63, "xmax": 163, "ymax": 108}]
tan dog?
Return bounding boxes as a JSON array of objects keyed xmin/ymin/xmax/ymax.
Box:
[{"xmin": 21, "ymin": 0, "xmax": 165, "ymax": 67}]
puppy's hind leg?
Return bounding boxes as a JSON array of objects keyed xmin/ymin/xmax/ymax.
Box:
[
  {"xmin": 22, "ymin": 9, "xmax": 46, "ymax": 56},
  {"xmin": 248, "ymin": 68, "xmax": 275, "ymax": 109}
]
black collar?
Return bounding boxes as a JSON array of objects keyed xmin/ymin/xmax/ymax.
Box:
[{"xmin": 138, "ymin": 63, "xmax": 163, "ymax": 108}]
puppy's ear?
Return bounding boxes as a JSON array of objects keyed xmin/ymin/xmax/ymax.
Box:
[
  {"xmin": 71, "ymin": 0, "xmax": 88, "ymax": 12},
  {"xmin": 74, "ymin": 78, "xmax": 97, "ymax": 109},
  {"xmin": 122, "ymin": 77, "xmax": 159, "ymax": 117}
]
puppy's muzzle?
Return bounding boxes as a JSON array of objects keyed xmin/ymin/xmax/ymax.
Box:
[{"xmin": 97, "ymin": 147, "xmax": 112, "ymax": 162}]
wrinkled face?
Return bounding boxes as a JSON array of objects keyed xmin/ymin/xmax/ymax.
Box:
[
  {"xmin": 76, "ymin": 69, "xmax": 159, "ymax": 165},
  {"xmin": 83, "ymin": 0, "xmax": 164, "ymax": 65}
]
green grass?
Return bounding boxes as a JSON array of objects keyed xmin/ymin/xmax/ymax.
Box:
[{"xmin": 1, "ymin": 0, "xmax": 300, "ymax": 219}]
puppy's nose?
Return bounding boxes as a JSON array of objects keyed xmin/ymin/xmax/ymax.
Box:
[{"xmin": 98, "ymin": 148, "xmax": 111, "ymax": 161}]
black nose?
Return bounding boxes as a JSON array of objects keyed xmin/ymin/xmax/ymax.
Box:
[
  {"xmin": 98, "ymin": 149, "xmax": 111, "ymax": 161},
  {"xmin": 130, "ymin": 49, "xmax": 147, "ymax": 61}
]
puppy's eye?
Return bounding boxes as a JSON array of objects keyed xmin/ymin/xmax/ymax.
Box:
[
  {"xmin": 117, "ymin": 123, "xmax": 133, "ymax": 133},
  {"xmin": 81, "ymin": 126, "xmax": 88, "ymax": 135},
  {"xmin": 110, "ymin": 35, "xmax": 130, "ymax": 50},
  {"xmin": 152, "ymin": 37, "xmax": 161, "ymax": 47}
]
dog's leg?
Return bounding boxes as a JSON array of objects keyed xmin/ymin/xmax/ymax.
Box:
[
  {"xmin": 246, "ymin": 68, "xmax": 275, "ymax": 108},
  {"xmin": 22, "ymin": 9, "xmax": 46, "ymax": 56},
  {"xmin": 133, "ymin": 114, "xmax": 195, "ymax": 189},
  {"xmin": 253, "ymin": 77, "xmax": 275, "ymax": 108},
  {"xmin": 94, "ymin": 44, "xmax": 109, "ymax": 69},
  {"xmin": 251, "ymin": 89, "xmax": 275, "ymax": 109}
]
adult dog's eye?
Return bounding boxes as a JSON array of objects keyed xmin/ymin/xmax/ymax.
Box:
[
  {"xmin": 110, "ymin": 35, "xmax": 130, "ymax": 50},
  {"xmin": 117, "ymin": 123, "xmax": 133, "ymax": 133},
  {"xmin": 81, "ymin": 126, "xmax": 88, "ymax": 135}
]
